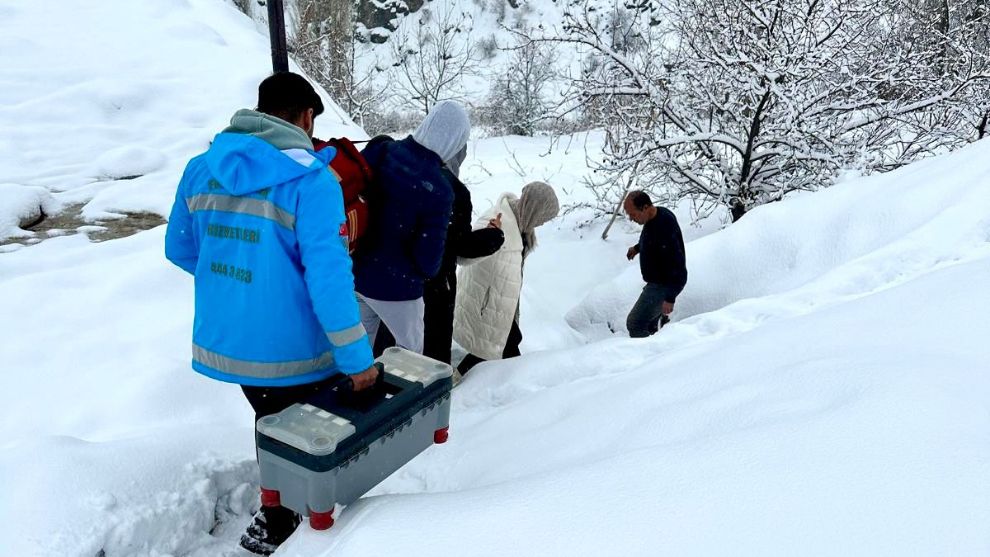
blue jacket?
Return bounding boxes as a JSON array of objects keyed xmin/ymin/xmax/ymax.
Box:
[
  {"xmin": 165, "ymin": 130, "xmax": 374, "ymax": 387},
  {"xmin": 352, "ymin": 136, "xmax": 454, "ymax": 301}
]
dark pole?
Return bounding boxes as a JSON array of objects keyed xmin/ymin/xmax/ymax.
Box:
[{"xmin": 267, "ymin": 0, "xmax": 289, "ymax": 73}]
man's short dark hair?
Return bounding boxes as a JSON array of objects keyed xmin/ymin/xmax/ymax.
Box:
[
  {"xmin": 627, "ymin": 190, "xmax": 653, "ymax": 210},
  {"xmin": 257, "ymin": 72, "xmax": 324, "ymax": 122}
]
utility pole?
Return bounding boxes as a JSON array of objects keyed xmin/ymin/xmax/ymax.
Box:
[{"xmin": 267, "ymin": 0, "xmax": 289, "ymax": 72}]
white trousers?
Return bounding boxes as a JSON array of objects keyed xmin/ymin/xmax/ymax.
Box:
[{"xmin": 356, "ymin": 294, "xmax": 425, "ymax": 354}]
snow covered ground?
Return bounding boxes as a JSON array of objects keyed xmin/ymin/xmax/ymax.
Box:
[
  {"xmin": 2, "ymin": 1, "xmax": 989, "ymax": 556},
  {"xmin": 0, "ymin": 0, "xmax": 361, "ymax": 244},
  {"xmin": 279, "ymin": 136, "xmax": 990, "ymax": 557}
]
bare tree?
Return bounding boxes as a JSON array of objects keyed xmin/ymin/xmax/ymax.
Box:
[
  {"xmin": 553, "ymin": 0, "xmax": 990, "ymax": 222},
  {"xmin": 288, "ymin": 0, "xmax": 392, "ymax": 129},
  {"xmin": 481, "ymin": 36, "xmax": 558, "ymax": 136},
  {"xmin": 291, "ymin": 0, "xmax": 354, "ymax": 102},
  {"xmin": 883, "ymin": 0, "xmax": 990, "ymax": 144},
  {"xmin": 389, "ymin": 6, "xmax": 478, "ymax": 115}
]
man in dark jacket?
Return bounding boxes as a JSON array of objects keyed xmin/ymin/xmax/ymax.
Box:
[
  {"xmin": 623, "ymin": 190, "xmax": 688, "ymax": 338},
  {"xmin": 352, "ymin": 101, "xmax": 470, "ymax": 354},
  {"xmin": 374, "ymin": 147, "xmax": 505, "ymax": 364}
]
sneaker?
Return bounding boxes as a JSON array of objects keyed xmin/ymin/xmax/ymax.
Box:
[{"xmin": 239, "ymin": 505, "xmax": 301, "ymax": 556}]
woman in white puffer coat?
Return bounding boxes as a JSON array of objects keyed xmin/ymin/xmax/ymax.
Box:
[{"xmin": 453, "ymin": 181, "xmax": 559, "ymax": 375}]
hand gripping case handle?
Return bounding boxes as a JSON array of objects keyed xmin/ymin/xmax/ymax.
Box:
[{"xmin": 331, "ymin": 362, "xmax": 386, "ymax": 407}]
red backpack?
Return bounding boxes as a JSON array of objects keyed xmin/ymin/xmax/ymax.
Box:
[{"xmin": 312, "ymin": 137, "xmax": 372, "ymax": 253}]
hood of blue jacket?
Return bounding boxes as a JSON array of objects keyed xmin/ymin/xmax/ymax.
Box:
[{"xmin": 204, "ymin": 131, "xmax": 333, "ymax": 196}]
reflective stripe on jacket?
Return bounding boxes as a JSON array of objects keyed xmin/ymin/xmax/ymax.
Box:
[{"xmin": 165, "ymin": 130, "xmax": 374, "ymax": 386}]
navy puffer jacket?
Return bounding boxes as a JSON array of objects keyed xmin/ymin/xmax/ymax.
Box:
[{"xmin": 353, "ymin": 136, "xmax": 454, "ymax": 301}]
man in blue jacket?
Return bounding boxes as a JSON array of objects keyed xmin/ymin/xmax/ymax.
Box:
[
  {"xmin": 165, "ymin": 72, "xmax": 378, "ymax": 555},
  {"xmin": 351, "ymin": 101, "xmax": 470, "ymax": 354}
]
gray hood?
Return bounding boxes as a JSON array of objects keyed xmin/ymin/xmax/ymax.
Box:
[
  {"xmin": 413, "ymin": 101, "xmax": 471, "ymax": 163},
  {"xmin": 223, "ymin": 108, "xmax": 313, "ymax": 151}
]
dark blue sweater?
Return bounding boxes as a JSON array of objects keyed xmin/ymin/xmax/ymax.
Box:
[
  {"xmin": 638, "ymin": 207, "xmax": 688, "ymax": 303},
  {"xmin": 352, "ymin": 136, "xmax": 454, "ymax": 301}
]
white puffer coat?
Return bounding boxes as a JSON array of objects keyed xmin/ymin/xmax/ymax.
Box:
[{"xmin": 453, "ymin": 194, "xmax": 524, "ymax": 360}]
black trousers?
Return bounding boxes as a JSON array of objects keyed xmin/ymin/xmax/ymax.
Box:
[
  {"xmin": 456, "ymin": 319, "xmax": 523, "ymax": 376},
  {"xmin": 241, "ymin": 376, "xmax": 338, "ymax": 422},
  {"xmin": 240, "ymin": 379, "xmax": 342, "ymax": 523}
]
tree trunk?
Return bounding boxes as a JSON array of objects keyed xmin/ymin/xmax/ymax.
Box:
[
  {"xmin": 326, "ymin": 0, "xmax": 354, "ymax": 108},
  {"xmin": 602, "ymin": 161, "xmax": 640, "ymax": 240},
  {"xmin": 601, "ymin": 191, "xmax": 627, "ymax": 240},
  {"xmin": 730, "ymin": 199, "xmax": 747, "ymax": 222}
]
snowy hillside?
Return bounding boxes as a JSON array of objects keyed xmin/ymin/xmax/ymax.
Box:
[
  {"xmin": 237, "ymin": 0, "xmax": 581, "ymax": 133},
  {"xmin": 0, "ymin": 0, "xmax": 362, "ymax": 245},
  {"xmin": 568, "ymin": 144, "xmax": 990, "ymax": 340},
  {"xmin": 4, "ymin": 126, "xmax": 986, "ymax": 557},
  {"xmin": 2, "ymin": 1, "xmax": 990, "ymax": 556},
  {"xmin": 277, "ymin": 136, "xmax": 990, "ymax": 557}
]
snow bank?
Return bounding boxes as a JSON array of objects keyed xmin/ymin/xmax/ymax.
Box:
[
  {"xmin": 282, "ymin": 256, "xmax": 990, "ymax": 557},
  {"xmin": 279, "ymin": 140, "xmax": 990, "ymax": 556},
  {"xmin": 0, "ymin": 228, "xmax": 262, "ymax": 557},
  {"xmin": 567, "ymin": 138, "xmax": 990, "ymax": 338},
  {"xmin": 0, "ymin": 183, "xmax": 59, "ymax": 241},
  {"xmin": 92, "ymin": 147, "xmax": 168, "ymax": 181},
  {"xmin": 0, "ymin": 0, "xmax": 362, "ymax": 220}
]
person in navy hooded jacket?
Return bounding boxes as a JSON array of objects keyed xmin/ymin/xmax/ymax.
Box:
[
  {"xmin": 351, "ymin": 101, "xmax": 471, "ymax": 355},
  {"xmin": 165, "ymin": 72, "xmax": 378, "ymax": 556}
]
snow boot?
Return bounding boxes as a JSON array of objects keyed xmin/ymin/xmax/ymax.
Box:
[{"xmin": 239, "ymin": 505, "xmax": 301, "ymax": 556}]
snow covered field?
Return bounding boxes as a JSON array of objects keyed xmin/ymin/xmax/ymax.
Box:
[
  {"xmin": 0, "ymin": 0, "xmax": 361, "ymax": 244},
  {"xmin": 2, "ymin": 1, "xmax": 989, "ymax": 556}
]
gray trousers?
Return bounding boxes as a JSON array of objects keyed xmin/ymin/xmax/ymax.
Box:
[
  {"xmin": 357, "ymin": 294, "xmax": 425, "ymax": 354},
  {"xmin": 626, "ymin": 283, "xmax": 671, "ymax": 338}
]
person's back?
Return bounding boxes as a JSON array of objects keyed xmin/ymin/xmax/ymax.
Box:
[
  {"xmin": 165, "ymin": 109, "xmax": 371, "ymax": 386},
  {"xmin": 638, "ymin": 206, "xmax": 687, "ymax": 292},
  {"xmin": 371, "ymin": 164, "xmax": 506, "ymax": 364},
  {"xmin": 353, "ymin": 136, "xmax": 455, "ymax": 301},
  {"xmin": 350, "ymin": 101, "xmax": 470, "ymax": 355},
  {"xmin": 454, "ymin": 182, "xmax": 559, "ymax": 374}
]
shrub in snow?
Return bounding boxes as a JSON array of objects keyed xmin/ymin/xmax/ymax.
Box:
[
  {"xmin": 389, "ymin": 5, "xmax": 478, "ymax": 115},
  {"xmin": 480, "ymin": 36, "xmax": 558, "ymax": 137}
]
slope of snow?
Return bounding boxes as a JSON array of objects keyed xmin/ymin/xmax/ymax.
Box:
[
  {"xmin": 0, "ymin": 183, "xmax": 58, "ymax": 241},
  {"xmin": 283, "ymin": 257, "xmax": 990, "ymax": 556},
  {"xmin": 567, "ymin": 141, "xmax": 990, "ymax": 339},
  {"xmin": 0, "ymin": 0, "xmax": 362, "ymax": 232},
  {"xmin": 273, "ymin": 139, "xmax": 990, "ymax": 557},
  {"xmin": 3, "ymin": 1, "xmax": 989, "ymax": 556},
  {"xmin": 3, "ymin": 137, "xmax": 986, "ymax": 555}
]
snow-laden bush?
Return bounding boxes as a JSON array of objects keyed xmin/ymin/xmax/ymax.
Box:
[{"xmin": 558, "ymin": 0, "xmax": 990, "ymax": 221}]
